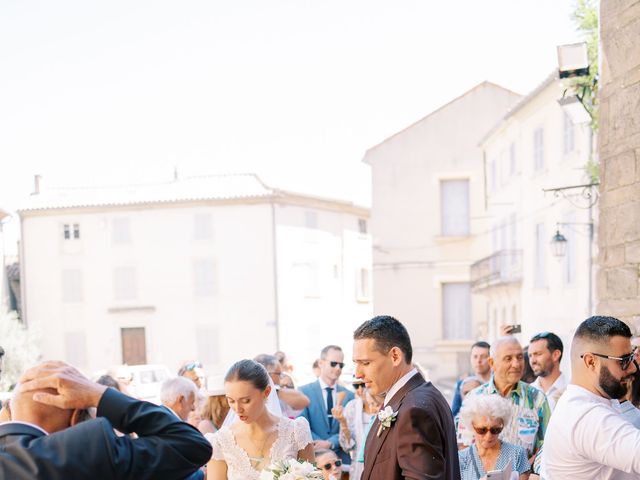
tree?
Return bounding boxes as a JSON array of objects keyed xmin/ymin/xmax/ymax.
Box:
[{"xmin": 0, "ymin": 313, "xmax": 41, "ymax": 391}]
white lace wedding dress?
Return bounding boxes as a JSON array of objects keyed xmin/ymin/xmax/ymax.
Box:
[{"xmin": 207, "ymin": 416, "xmax": 313, "ymax": 480}]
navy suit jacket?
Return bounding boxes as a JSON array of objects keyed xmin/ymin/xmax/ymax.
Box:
[
  {"xmin": 0, "ymin": 388, "xmax": 212, "ymax": 479},
  {"xmin": 298, "ymin": 380, "xmax": 354, "ymax": 464}
]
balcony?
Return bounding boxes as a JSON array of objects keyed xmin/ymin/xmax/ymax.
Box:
[{"xmin": 470, "ymin": 250, "xmax": 523, "ymax": 292}]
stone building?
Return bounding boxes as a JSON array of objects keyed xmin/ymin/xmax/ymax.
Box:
[{"xmin": 597, "ymin": 2, "xmax": 640, "ymax": 327}]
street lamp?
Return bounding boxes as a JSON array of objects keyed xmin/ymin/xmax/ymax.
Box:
[
  {"xmin": 543, "ymin": 183, "xmax": 599, "ymax": 315},
  {"xmin": 550, "ymin": 229, "xmax": 568, "ymax": 257},
  {"xmin": 557, "ymin": 42, "xmax": 589, "ymax": 79}
]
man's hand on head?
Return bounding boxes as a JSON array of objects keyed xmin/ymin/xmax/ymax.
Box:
[{"xmin": 19, "ymin": 361, "xmax": 108, "ymax": 410}]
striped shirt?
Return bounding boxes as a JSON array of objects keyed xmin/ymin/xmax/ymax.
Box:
[
  {"xmin": 467, "ymin": 378, "xmax": 551, "ymax": 458},
  {"xmin": 459, "ymin": 441, "xmax": 529, "ymax": 480}
]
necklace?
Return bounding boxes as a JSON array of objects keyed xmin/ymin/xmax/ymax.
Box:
[{"xmin": 247, "ymin": 425, "xmax": 276, "ymax": 470}]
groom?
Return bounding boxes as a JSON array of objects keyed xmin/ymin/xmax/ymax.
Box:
[{"xmin": 353, "ymin": 316, "xmax": 460, "ymax": 480}]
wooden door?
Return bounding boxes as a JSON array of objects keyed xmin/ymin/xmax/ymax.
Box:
[{"xmin": 121, "ymin": 327, "xmax": 147, "ymax": 365}]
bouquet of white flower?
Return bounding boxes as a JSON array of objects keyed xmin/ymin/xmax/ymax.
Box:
[{"xmin": 258, "ymin": 459, "xmax": 324, "ymax": 480}]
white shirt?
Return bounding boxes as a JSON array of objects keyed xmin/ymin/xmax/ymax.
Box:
[
  {"xmin": 531, "ymin": 371, "xmax": 568, "ymax": 411},
  {"xmin": 541, "ymin": 384, "xmax": 640, "ymax": 479},
  {"xmin": 383, "ymin": 368, "xmax": 418, "ymax": 407},
  {"xmin": 318, "ymin": 378, "xmax": 337, "ymax": 412}
]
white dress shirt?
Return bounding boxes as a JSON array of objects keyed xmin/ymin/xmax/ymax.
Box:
[
  {"xmin": 541, "ymin": 384, "xmax": 640, "ymax": 479},
  {"xmin": 531, "ymin": 371, "xmax": 567, "ymax": 411},
  {"xmin": 318, "ymin": 378, "xmax": 337, "ymax": 412},
  {"xmin": 383, "ymin": 368, "xmax": 418, "ymax": 407}
]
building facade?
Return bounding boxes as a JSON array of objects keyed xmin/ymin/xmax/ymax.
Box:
[
  {"xmin": 473, "ymin": 74, "xmax": 595, "ymax": 356},
  {"xmin": 18, "ymin": 174, "xmax": 371, "ymax": 377},
  {"xmin": 597, "ymin": 1, "xmax": 640, "ymax": 327},
  {"xmin": 363, "ymin": 82, "xmax": 521, "ymax": 382}
]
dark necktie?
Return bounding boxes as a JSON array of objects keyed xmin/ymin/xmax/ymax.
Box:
[{"xmin": 326, "ymin": 387, "xmax": 334, "ymax": 426}]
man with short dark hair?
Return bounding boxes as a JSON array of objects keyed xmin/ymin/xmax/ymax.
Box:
[
  {"xmin": 353, "ymin": 315, "xmax": 460, "ymax": 480},
  {"xmin": 0, "ymin": 361, "xmax": 212, "ymax": 479},
  {"xmin": 298, "ymin": 345, "xmax": 354, "ymax": 465},
  {"xmin": 529, "ymin": 332, "xmax": 567, "ymax": 410},
  {"xmin": 451, "ymin": 341, "xmax": 491, "ymax": 416},
  {"xmin": 542, "ymin": 316, "xmax": 640, "ymax": 479}
]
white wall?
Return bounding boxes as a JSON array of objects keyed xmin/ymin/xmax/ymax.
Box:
[
  {"xmin": 21, "ymin": 202, "xmax": 278, "ymax": 376},
  {"xmin": 274, "ymin": 203, "xmax": 372, "ymax": 379},
  {"xmin": 482, "ymin": 78, "xmax": 594, "ymax": 351}
]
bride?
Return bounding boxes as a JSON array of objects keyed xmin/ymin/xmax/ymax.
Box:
[{"xmin": 206, "ymin": 359, "xmax": 315, "ymax": 479}]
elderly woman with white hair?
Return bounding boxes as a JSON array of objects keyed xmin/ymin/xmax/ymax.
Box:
[{"xmin": 458, "ymin": 394, "xmax": 530, "ymax": 480}]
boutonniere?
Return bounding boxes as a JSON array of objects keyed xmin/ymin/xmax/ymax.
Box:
[{"xmin": 376, "ymin": 406, "xmax": 398, "ymax": 436}]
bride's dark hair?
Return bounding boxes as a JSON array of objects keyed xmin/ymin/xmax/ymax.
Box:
[{"xmin": 225, "ymin": 359, "xmax": 270, "ymax": 391}]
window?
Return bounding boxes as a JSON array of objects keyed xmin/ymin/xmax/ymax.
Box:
[
  {"xmin": 62, "ymin": 269, "xmax": 83, "ymax": 302},
  {"xmin": 563, "ymin": 113, "xmax": 575, "ymax": 154},
  {"xmin": 509, "ymin": 213, "xmax": 518, "ymax": 265},
  {"xmin": 534, "ymin": 223, "xmax": 547, "ymax": 288},
  {"xmin": 112, "ymin": 218, "xmax": 131, "ymax": 244},
  {"xmin": 440, "ymin": 179, "xmax": 470, "ymax": 236},
  {"xmin": 356, "ymin": 268, "xmax": 371, "ymax": 302},
  {"xmin": 194, "ymin": 259, "xmax": 218, "ymax": 297},
  {"xmin": 358, "ymin": 219, "xmax": 367, "ymax": 234},
  {"xmin": 196, "ymin": 327, "xmax": 220, "ymax": 365},
  {"xmin": 509, "ymin": 142, "xmax": 517, "ymax": 176},
  {"xmin": 65, "ymin": 331, "xmax": 87, "ymax": 368},
  {"xmin": 489, "ymin": 160, "xmax": 497, "ymax": 192},
  {"xmin": 533, "ymin": 128, "xmax": 544, "ymax": 171},
  {"xmin": 442, "ymin": 282, "xmax": 472, "ymax": 340},
  {"xmin": 63, "ymin": 223, "xmax": 80, "ymax": 240},
  {"xmin": 114, "ymin": 266, "xmax": 137, "ymax": 300},
  {"xmin": 305, "ymin": 211, "xmax": 318, "ymax": 229},
  {"xmin": 304, "ymin": 262, "xmax": 320, "ymax": 298},
  {"xmin": 194, "ymin": 213, "xmax": 213, "ymax": 240},
  {"xmin": 563, "ymin": 212, "xmax": 577, "ymax": 285}
]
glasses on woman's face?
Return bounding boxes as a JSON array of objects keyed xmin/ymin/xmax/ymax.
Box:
[
  {"xmin": 473, "ymin": 425, "xmax": 503, "ymax": 436},
  {"xmin": 320, "ymin": 460, "xmax": 342, "ymax": 470}
]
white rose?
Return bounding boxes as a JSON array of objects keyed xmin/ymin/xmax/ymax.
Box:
[{"xmin": 259, "ymin": 470, "xmax": 275, "ymax": 480}]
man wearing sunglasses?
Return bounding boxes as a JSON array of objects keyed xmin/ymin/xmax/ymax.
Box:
[
  {"xmin": 542, "ymin": 316, "xmax": 640, "ymax": 479},
  {"xmin": 298, "ymin": 345, "xmax": 354, "ymax": 468}
]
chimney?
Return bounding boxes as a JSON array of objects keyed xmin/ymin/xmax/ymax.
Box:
[{"xmin": 33, "ymin": 174, "xmax": 43, "ymax": 195}]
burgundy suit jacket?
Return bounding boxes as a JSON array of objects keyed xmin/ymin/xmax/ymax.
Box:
[{"xmin": 361, "ymin": 372, "xmax": 460, "ymax": 480}]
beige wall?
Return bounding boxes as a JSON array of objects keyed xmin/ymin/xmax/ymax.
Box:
[
  {"xmin": 364, "ymin": 82, "xmax": 521, "ymax": 381},
  {"xmin": 597, "ymin": 1, "xmax": 640, "ymax": 327}
]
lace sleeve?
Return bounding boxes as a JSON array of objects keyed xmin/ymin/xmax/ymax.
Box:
[
  {"xmin": 339, "ymin": 400, "xmax": 357, "ymax": 452},
  {"xmin": 293, "ymin": 416, "xmax": 313, "ymax": 451},
  {"xmin": 205, "ymin": 431, "xmax": 225, "ymax": 461}
]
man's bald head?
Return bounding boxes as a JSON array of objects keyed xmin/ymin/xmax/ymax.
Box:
[{"xmin": 11, "ymin": 385, "xmax": 75, "ymax": 434}]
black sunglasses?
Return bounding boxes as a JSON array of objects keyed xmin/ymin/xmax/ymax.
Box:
[
  {"xmin": 581, "ymin": 347, "xmax": 638, "ymax": 371},
  {"xmin": 352, "ymin": 383, "xmax": 365, "ymax": 390},
  {"xmin": 473, "ymin": 425, "xmax": 503, "ymax": 435},
  {"xmin": 330, "ymin": 361, "xmax": 345, "ymax": 369},
  {"xmin": 320, "ymin": 460, "xmax": 342, "ymax": 470}
]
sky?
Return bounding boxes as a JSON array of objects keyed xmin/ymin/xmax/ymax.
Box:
[{"xmin": 0, "ymin": 0, "xmax": 582, "ymax": 251}]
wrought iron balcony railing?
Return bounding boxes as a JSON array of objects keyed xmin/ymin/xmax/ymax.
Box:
[{"xmin": 470, "ymin": 250, "xmax": 523, "ymax": 292}]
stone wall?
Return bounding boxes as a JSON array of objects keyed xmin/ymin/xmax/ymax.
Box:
[{"xmin": 597, "ymin": 0, "xmax": 640, "ymax": 328}]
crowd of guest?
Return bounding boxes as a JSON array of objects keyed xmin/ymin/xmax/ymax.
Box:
[{"xmin": 2, "ymin": 315, "xmax": 640, "ymax": 479}]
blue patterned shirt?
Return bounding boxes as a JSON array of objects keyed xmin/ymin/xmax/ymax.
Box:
[
  {"xmin": 459, "ymin": 441, "xmax": 529, "ymax": 480},
  {"xmin": 466, "ymin": 378, "xmax": 551, "ymax": 458}
]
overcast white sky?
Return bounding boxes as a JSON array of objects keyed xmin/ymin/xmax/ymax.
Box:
[{"xmin": 0, "ymin": 1, "xmax": 582, "ymax": 249}]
